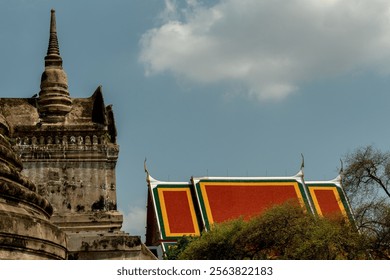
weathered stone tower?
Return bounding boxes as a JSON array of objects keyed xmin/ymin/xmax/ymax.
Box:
[{"xmin": 0, "ymin": 10, "xmax": 155, "ymax": 259}]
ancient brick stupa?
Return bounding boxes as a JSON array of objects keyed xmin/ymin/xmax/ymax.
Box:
[
  {"xmin": 0, "ymin": 10, "xmax": 155, "ymax": 259},
  {"xmin": 0, "ymin": 113, "xmax": 67, "ymax": 259}
]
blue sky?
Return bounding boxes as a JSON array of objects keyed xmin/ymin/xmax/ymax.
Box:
[{"xmin": 2, "ymin": 0, "xmax": 390, "ymax": 239}]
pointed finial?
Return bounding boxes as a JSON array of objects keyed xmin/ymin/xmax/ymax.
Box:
[
  {"xmin": 293, "ymin": 154, "xmax": 305, "ymax": 179},
  {"xmin": 339, "ymin": 159, "xmax": 344, "ymax": 174},
  {"xmin": 144, "ymin": 158, "xmax": 151, "ymax": 185},
  {"xmin": 50, "ymin": 9, "xmax": 57, "ymax": 33},
  {"xmin": 297, "ymin": 153, "xmax": 305, "ymax": 178},
  {"xmin": 144, "ymin": 158, "xmax": 149, "ymax": 174},
  {"xmin": 48, "ymin": 9, "xmax": 60, "ymax": 56},
  {"xmin": 331, "ymin": 159, "xmax": 344, "ymax": 185}
]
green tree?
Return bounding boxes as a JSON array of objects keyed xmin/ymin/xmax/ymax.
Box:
[
  {"xmin": 167, "ymin": 202, "xmax": 368, "ymax": 260},
  {"xmin": 164, "ymin": 235, "xmax": 196, "ymax": 260},
  {"xmin": 171, "ymin": 218, "xmax": 247, "ymax": 260},
  {"xmin": 343, "ymin": 145, "xmax": 390, "ymax": 259}
]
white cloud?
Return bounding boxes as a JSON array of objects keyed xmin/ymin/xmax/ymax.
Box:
[
  {"xmin": 139, "ymin": 0, "xmax": 390, "ymax": 101},
  {"xmin": 122, "ymin": 206, "xmax": 146, "ymax": 239}
]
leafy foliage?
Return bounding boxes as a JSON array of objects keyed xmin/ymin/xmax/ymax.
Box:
[
  {"xmin": 173, "ymin": 218, "xmax": 247, "ymax": 260},
  {"xmin": 166, "ymin": 202, "xmax": 368, "ymax": 260},
  {"xmin": 164, "ymin": 235, "xmax": 196, "ymax": 260}
]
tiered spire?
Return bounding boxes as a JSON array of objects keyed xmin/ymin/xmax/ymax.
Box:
[
  {"xmin": 46, "ymin": 9, "xmax": 61, "ymax": 64},
  {"xmin": 38, "ymin": 9, "xmax": 72, "ymax": 123}
]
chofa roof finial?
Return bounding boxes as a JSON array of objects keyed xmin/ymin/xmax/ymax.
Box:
[
  {"xmin": 144, "ymin": 158, "xmax": 151, "ymax": 185},
  {"xmin": 293, "ymin": 154, "xmax": 305, "ymax": 179}
]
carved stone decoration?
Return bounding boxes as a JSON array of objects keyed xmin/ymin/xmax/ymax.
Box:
[
  {"xmin": 77, "ymin": 136, "xmax": 83, "ymax": 145},
  {"xmin": 92, "ymin": 135, "xmax": 98, "ymax": 152}
]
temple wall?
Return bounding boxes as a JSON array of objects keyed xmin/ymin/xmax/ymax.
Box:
[{"xmin": 21, "ymin": 160, "xmax": 117, "ymax": 214}]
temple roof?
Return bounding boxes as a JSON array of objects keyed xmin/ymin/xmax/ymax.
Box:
[
  {"xmin": 145, "ymin": 165, "xmax": 354, "ymax": 254},
  {"xmin": 306, "ymin": 178, "xmax": 354, "ymax": 222}
]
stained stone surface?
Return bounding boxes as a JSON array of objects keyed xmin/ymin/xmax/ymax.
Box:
[{"xmin": 0, "ymin": 113, "xmax": 67, "ymax": 260}]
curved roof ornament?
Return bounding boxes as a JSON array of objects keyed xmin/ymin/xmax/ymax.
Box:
[
  {"xmin": 144, "ymin": 158, "xmax": 150, "ymax": 185},
  {"xmin": 329, "ymin": 159, "xmax": 344, "ymax": 185},
  {"xmin": 293, "ymin": 153, "xmax": 305, "ymax": 179},
  {"xmin": 339, "ymin": 158, "xmax": 344, "ymax": 174},
  {"xmin": 144, "ymin": 159, "xmax": 163, "ymax": 188},
  {"xmin": 332, "ymin": 159, "xmax": 344, "ymax": 184}
]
